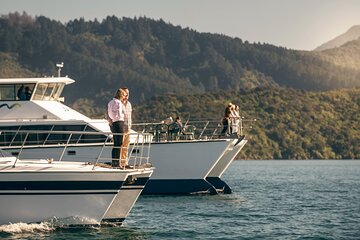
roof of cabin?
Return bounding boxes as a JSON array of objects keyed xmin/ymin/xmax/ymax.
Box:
[{"xmin": 0, "ymin": 77, "xmax": 75, "ymax": 85}]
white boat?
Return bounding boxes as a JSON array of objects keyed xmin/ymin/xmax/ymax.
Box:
[
  {"xmin": 0, "ymin": 131, "xmax": 153, "ymax": 226},
  {"xmin": 0, "ymin": 76, "xmax": 247, "ymax": 195}
]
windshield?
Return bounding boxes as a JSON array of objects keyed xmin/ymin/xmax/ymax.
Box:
[{"xmin": 32, "ymin": 83, "xmax": 65, "ymax": 101}]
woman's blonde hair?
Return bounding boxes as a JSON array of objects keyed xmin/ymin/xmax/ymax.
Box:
[{"xmin": 114, "ymin": 88, "xmax": 126, "ymax": 99}]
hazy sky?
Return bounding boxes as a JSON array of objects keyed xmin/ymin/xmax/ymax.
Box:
[{"xmin": 1, "ymin": 0, "xmax": 360, "ymax": 50}]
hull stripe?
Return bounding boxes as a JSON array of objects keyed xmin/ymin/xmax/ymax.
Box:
[
  {"xmin": 0, "ymin": 191, "xmax": 118, "ymax": 195},
  {"xmin": 0, "ymin": 181, "xmax": 124, "ymax": 190}
]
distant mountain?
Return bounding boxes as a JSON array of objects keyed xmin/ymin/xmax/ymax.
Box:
[
  {"xmin": 315, "ymin": 37, "xmax": 360, "ymax": 70},
  {"xmin": 314, "ymin": 25, "xmax": 360, "ymax": 51}
]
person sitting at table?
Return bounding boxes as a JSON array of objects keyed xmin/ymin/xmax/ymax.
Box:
[
  {"xmin": 168, "ymin": 116, "xmax": 183, "ymax": 140},
  {"xmin": 162, "ymin": 116, "xmax": 173, "ymax": 125}
]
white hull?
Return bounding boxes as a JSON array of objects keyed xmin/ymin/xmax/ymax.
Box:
[
  {"xmin": 205, "ymin": 138, "xmax": 248, "ymax": 193},
  {"xmin": 103, "ymin": 171, "xmax": 152, "ymax": 224},
  {"xmin": 0, "ymin": 158, "xmax": 152, "ymax": 225},
  {"xmin": 5, "ymin": 138, "xmax": 246, "ymax": 194},
  {"xmin": 207, "ymin": 138, "xmax": 248, "ymax": 178},
  {"xmin": 0, "ymin": 193, "xmax": 114, "ymax": 225}
]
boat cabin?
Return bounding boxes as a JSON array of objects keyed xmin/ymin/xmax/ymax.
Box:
[
  {"xmin": 0, "ymin": 77, "xmax": 111, "ymax": 147},
  {"xmin": 0, "ymin": 77, "xmax": 73, "ymax": 102}
]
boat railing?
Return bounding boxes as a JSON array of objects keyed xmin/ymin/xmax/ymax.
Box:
[
  {"xmin": 132, "ymin": 117, "xmax": 256, "ymax": 142},
  {"xmin": 1, "ymin": 127, "xmax": 111, "ymax": 147},
  {"xmin": 0, "ymin": 129, "xmax": 153, "ymax": 169}
]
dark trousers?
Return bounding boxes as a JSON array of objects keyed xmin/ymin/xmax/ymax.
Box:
[
  {"xmin": 221, "ymin": 118, "xmax": 231, "ymax": 135},
  {"xmin": 111, "ymin": 121, "xmax": 124, "ymax": 166}
]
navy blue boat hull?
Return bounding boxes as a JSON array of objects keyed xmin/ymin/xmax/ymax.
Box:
[{"xmin": 142, "ymin": 178, "xmax": 231, "ymax": 195}]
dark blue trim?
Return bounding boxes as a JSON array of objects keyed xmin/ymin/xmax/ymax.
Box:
[
  {"xmin": 0, "ymin": 191, "xmax": 118, "ymax": 195},
  {"xmin": 123, "ymin": 177, "xmax": 150, "ymax": 187},
  {"xmin": 118, "ymin": 188, "xmax": 144, "ymax": 191},
  {"xmin": 0, "ymin": 181, "xmax": 124, "ymax": 191},
  {"xmin": 206, "ymin": 177, "xmax": 232, "ymax": 194},
  {"xmin": 102, "ymin": 218, "xmax": 125, "ymax": 224},
  {"xmin": 142, "ymin": 179, "xmax": 218, "ymax": 195}
]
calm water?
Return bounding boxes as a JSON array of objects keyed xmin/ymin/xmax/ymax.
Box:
[{"xmin": 1, "ymin": 160, "xmax": 360, "ymax": 239}]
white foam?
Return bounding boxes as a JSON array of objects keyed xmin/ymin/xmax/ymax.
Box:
[
  {"xmin": 0, "ymin": 222, "xmax": 54, "ymax": 234},
  {"xmin": 0, "ymin": 216, "xmax": 100, "ymax": 235}
]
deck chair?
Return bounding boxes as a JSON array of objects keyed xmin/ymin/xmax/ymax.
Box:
[{"xmin": 181, "ymin": 125, "xmax": 196, "ymax": 140}]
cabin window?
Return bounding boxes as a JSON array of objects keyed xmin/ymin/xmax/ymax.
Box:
[
  {"xmin": 32, "ymin": 83, "xmax": 64, "ymax": 101},
  {"xmin": 0, "ymin": 84, "xmax": 35, "ymax": 101},
  {"xmin": 44, "ymin": 83, "xmax": 56, "ymax": 100},
  {"xmin": 52, "ymin": 83, "xmax": 64, "ymax": 100},
  {"xmin": 33, "ymin": 83, "xmax": 47, "ymax": 100},
  {"xmin": 0, "ymin": 85, "xmax": 15, "ymax": 101}
]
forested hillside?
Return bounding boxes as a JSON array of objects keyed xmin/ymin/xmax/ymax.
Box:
[
  {"xmin": 131, "ymin": 88, "xmax": 360, "ymax": 160},
  {"xmin": 0, "ymin": 52, "xmax": 36, "ymax": 77},
  {"xmin": 317, "ymin": 38, "xmax": 360, "ymax": 70},
  {"xmin": 1, "ymin": 12, "xmax": 359, "ymax": 160},
  {"xmin": 1, "ymin": 12, "xmax": 360, "ymax": 107},
  {"xmin": 69, "ymin": 86, "xmax": 360, "ymax": 160}
]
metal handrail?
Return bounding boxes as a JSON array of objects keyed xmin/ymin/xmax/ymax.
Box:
[
  {"xmin": 133, "ymin": 117, "xmax": 256, "ymax": 142},
  {"xmin": 92, "ymin": 134, "xmax": 112, "ymax": 170},
  {"xmin": 58, "ymin": 133, "xmax": 73, "ymax": 162},
  {"xmin": 12, "ymin": 132, "xmax": 29, "ymax": 168},
  {"xmin": 9, "ymin": 125, "xmax": 21, "ymax": 146},
  {"xmin": 0, "ymin": 129, "xmax": 152, "ymax": 169},
  {"xmin": 43, "ymin": 125, "xmax": 55, "ymax": 145},
  {"xmin": 198, "ymin": 121, "xmax": 210, "ymax": 139}
]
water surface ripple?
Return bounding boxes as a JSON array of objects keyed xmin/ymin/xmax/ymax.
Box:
[{"xmin": 1, "ymin": 160, "xmax": 359, "ymax": 239}]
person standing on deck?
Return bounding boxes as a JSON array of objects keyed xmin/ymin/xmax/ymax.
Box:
[
  {"xmin": 220, "ymin": 102, "xmax": 233, "ymax": 136},
  {"xmin": 120, "ymin": 87, "xmax": 132, "ymax": 168},
  {"xmin": 231, "ymin": 105, "xmax": 240, "ymax": 135},
  {"xmin": 107, "ymin": 88, "xmax": 126, "ymax": 168}
]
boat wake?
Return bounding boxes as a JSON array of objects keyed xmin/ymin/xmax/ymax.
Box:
[
  {"xmin": 0, "ymin": 216, "xmax": 100, "ymax": 236},
  {"xmin": 0, "ymin": 222, "xmax": 54, "ymax": 234}
]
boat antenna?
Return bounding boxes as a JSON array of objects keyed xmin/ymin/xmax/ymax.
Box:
[{"xmin": 56, "ymin": 62, "xmax": 64, "ymax": 77}]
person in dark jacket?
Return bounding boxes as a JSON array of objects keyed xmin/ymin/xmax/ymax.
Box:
[{"xmin": 220, "ymin": 102, "xmax": 233, "ymax": 136}]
